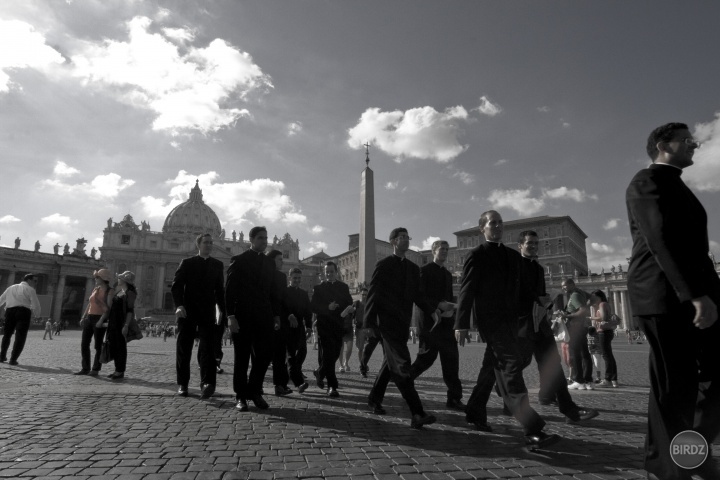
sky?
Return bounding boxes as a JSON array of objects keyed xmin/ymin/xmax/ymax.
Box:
[{"xmin": 2, "ymin": 0, "xmax": 720, "ymax": 271}]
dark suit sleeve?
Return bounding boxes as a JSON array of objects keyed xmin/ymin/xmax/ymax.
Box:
[
  {"xmin": 454, "ymin": 251, "xmax": 478, "ymax": 330},
  {"xmin": 627, "ymin": 174, "xmax": 702, "ymax": 302},
  {"xmin": 269, "ymin": 265, "xmax": 282, "ymax": 318},
  {"xmin": 339, "ymin": 283, "xmax": 354, "ymax": 312},
  {"xmin": 363, "ymin": 261, "xmax": 386, "ymax": 328},
  {"xmin": 225, "ymin": 259, "xmax": 239, "ymax": 317},
  {"xmin": 214, "ymin": 260, "xmax": 226, "ymax": 322},
  {"xmin": 301, "ymin": 293, "xmax": 313, "ymax": 328},
  {"xmin": 170, "ymin": 259, "xmax": 187, "ymax": 309},
  {"xmin": 310, "ymin": 285, "xmax": 328, "ymax": 316}
]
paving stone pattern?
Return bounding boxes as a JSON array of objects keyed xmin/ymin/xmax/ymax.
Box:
[{"xmin": 0, "ymin": 330, "xmax": 711, "ymax": 479}]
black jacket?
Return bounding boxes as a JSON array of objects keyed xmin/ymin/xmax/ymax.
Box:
[
  {"xmin": 311, "ymin": 280, "xmax": 353, "ymax": 336},
  {"xmin": 284, "ymin": 285, "xmax": 313, "ymax": 329},
  {"xmin": 225, "ymin": 249, "xmax": 280, "ymax": 322},
  {"xmin": 454, "ymin": 242, "xmax": 521, "ymax": 341},
  {"xmin": 417, "ymin": 262, "xmax": 453, "ymax": 334},
  {"xmin": 626, "ymin": 164, "xmax": 720, "ymax": 315},
  {"xmin": 171, "ymin": 255, "xmax": 226, "ymax": 324}
]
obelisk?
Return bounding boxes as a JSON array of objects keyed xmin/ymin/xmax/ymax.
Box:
[{"xmin": 358, "ymin": 143, "xmax": 376, "ymax": 288}]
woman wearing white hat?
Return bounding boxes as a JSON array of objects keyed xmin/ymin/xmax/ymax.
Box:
[
  {"xmin": 105, "ymin": 271, "xmax": 137, "ymax": 379},
  {"xmin": 75, "ymin": 269, "xmax": 115, "ymax": 376}
]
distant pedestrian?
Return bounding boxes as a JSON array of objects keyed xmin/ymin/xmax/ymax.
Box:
[
  {"xmin": 43, "ymin": 319, "xmax": 53, "ymax": 340},
  {"xmin": 284, "ymin": 268, "xmax": 313, "ymax": 393},
  {"xmin": 104, "ymin": 271, "xmax": 136, "ymax": 380},
  {"xmin": 0, "ymin": 274, "xmax": 42, "ymax": 365},
  {"xmin": 589, "ymin": 290, "xmax": 618, "ymax": 387},
  {"xmin": 561, "ymin": 279, "xmax": 594, "ymax": 391},
  {"xmin": 75, "ymin": 270, "xmax": 113, "ymax": 377}
]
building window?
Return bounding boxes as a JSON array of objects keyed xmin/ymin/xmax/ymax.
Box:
[
  {"xmin": 150, "ymin": 240, "xmax": 157, "ymax": 248},
  {"xmin": 558, "ymin": 239, "xmax": 564, "ymax": 254},
  {"xmin": 544, "ymin": 241, "xmax": 550, "ymax": 255},
  {"xmin": 121, "ymin": 235, "xmax": 131, "ymax": 245},
  {"xmin": 170, "ymin": 242, "xmax": 179, "ymax": 250}
]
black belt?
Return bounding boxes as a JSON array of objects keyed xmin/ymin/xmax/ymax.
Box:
[{"xmin": 7, "ymin": 306, "xmax": 31, "ymax": 311}]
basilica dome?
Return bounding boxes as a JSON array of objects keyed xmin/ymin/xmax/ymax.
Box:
[{"xmin": 162, "ymin": 181, "xmax": 222, "ymax": 237}]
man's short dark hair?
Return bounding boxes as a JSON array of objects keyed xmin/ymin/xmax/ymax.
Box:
[
  {"xmin": 562, "ymin": 278, "xmax": 575, "ymax": 286},
  {"xmin": 266, "ymin": 250, "xmax": 283, "ymax": 260},
  {"xmin": 325, "ymin": 261, "xmax": 338, "ymax": 272},
  {"xmin": 249, "ymin": 226, "xmax": 267, "ymax": 239},
  {"xmin": 518, "ymin": 230, "xmax": 538, "ymax": 243},
  {"xmin": 195, "ymin": 233, "xmax": 212, "ymax": 247},
  {"xmin": 289, "ymin": 267, "xmax": 302, "ymax": 275},
  {"xmin": 23, "ymin": 274, "xmax": 36, "ymax": 282},
  {"xmin": 389, "ymin": 227, "xmax": 408, "ymax": 242},
  {"xmin": 479, "ymin": 210, "xmax": 500, "ymax": 229},
  {"xmin": 646, "ymin": 122, "xmax": 689, "ymax": 161}
]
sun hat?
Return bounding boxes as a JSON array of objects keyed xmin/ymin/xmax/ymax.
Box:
[
  {"xmin": 93, "ymin": 269, "xmax": 112, "ymax": 282},
  {"xmin": 116, "ymin": 271, "xmax": 135, "ymax": 285}
]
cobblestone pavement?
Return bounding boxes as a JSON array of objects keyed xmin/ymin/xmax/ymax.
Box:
[{"xmin": 0, "ymin": 330, "xmax": 713, "ymax": 479}]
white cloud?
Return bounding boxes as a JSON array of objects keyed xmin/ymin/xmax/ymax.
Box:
[
  {"xmin": 161, "ymin": 27, "xmax": 196, "ymax": 44},
  {"xmin": 684, "ymin": 113, "xmax": 720, "ymax": 192},
  {"xmin": 0, "ymin": 19, "xmax": 65, "ymax": 93},
  {"xmin": 306, "ymin": 241, "xmax": 328, "ymax": 255},
  {"xmin": 385, "ymin": 181, "xmax": 398, "ymax": 190},
  {"xmin": 40, "ymin": 213, "xmax": 78, "ymax": 227},
  {"xmin": 44, "ymin": 172, "xmax": 135, "ymax": 199},
  {"xmin": 140, "ymin": 170, "xmax": 308, "ymax": 227},
  {"xmin": 71, "ymin": 16, "xmax": 272, "ymax": 134},
  {"xmin": 0, "ymin": 215, "xmax": 21, "ymax": 224},
  {"xmin": 347, "ymin": 105, "xmax": 470, "ymax": 163},
  {"xmin": 542, "ymin": 186, "xmax": 598, "ymax": 202},
  {"xmin": 45, "ymin": 232, "xmax": 62, "ymax": 240},
  {"xmin": 475, "ymin": 95, "xmax": 502, "ymax": 117},
  {"xmin": 420, "ymin": 236, "xmax": 441, "ymax": 251},
  {"xmin": 591, "ymin": 242, "xmax": 615, "ymax": 253},
  {"xmin": 311, "ymin": 225, "xmax": 324, "ymax": 234},
  {"xmin": 562, "ymin": 122, "xmax": 571, "ymax": 128},
  {"xmin": 488, "ymin": 188, "xmax": 545, "ymax": 215},
  {"xmin": 603, "ymin": 218, "xmax": 621, "ymax": 230},
  {"xmin": 53, "ymin": 161, "xmax": 80, "ymax": 178},
  {"xmin": 451, "ymin": 170, "xmax": 474, "ymax": 185},
  {"xmin": 287, "ymin": 121, "xmax": 303, "ymax": 136},
  {"xmin": 537, "ymin": 106, "xmax": 550, "ymax": 113},
  {"xmin": 494, "ymin": 159, "xmax": 509, "ymax": 166}
]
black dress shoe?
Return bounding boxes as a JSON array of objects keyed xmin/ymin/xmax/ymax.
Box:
[
  {"xmin": 216, "ymin": 366, "xmax": 224, "ymax": 374},
  {"xmin": 251, "ymin": 394, "xmax": 269, "ymax": 410},
  {"xmin": 360, "ymin": 370, "xmax": 368, "ymax": 378},
  {"xmin": 8, "ymin": 360, "xmax": 18, "ymax": 366},
  {"xmin": 236, "ymin": 399, "xmax": 249, "ymax": 411},
  {"xmin": 368, "ymin": 401, "xmax": 386, "ymax": 415},
  {"xmin": 274, "ymin": 385, "xmax": 291, "ymax": 396},
  {"xmin": 524, "ymin": 432, "xmax": 561, "ymax": 449},
  {"xmin": 565, "ymin": 407, "xmax": 599, "ymax": 424},
  {"xmin": 177, "ymin": 386, "xmax": 189, "ymax": 397},
  {"xmin": 538, "ymin": 398, "xmax": 558, "ymax": 406},
  {"xmin": 110, "ymin": 372, "xmax": 124, "ymax": 380},
  {"xmin": 466, "ymin": 418, "xmax": 493, "ymax": 432},
  {"xmin": 200, "ymin": 384, "xmax": 215, "ymax": 399},
  {"xmin": 410, "ymin": 413, "xmax": 437, "ymax": 429},
  {"xmin": 445, "ymin": 398, "xmax": 466, "ymax": 411},
  {"xmin": 0, "ymin": 358, "xmax": 6, "ymax": 363},
  {"xmin": 313, "ymin": 370, "xmax": 325, "ymax": 389},
  {"xmin": 297, "ymin": 382, "xmax": 309, "ymax": 393},
  {"xmin": 73, "ymin": 370, "xmax": 89, "ymax": 375},
  {"xmin": 327, "ymin": 388, "xmax": 339, "ymax": 398}
]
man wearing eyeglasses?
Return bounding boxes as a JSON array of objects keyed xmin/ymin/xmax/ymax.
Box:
[
  {"xmin": 627, "ymin": 122, "xmax": 720, "ymax": 480},
  {"xmin": 364, "ymin": 227, "xmax": 436, "ymax": 429}
]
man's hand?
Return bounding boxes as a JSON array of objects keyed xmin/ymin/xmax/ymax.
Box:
[
  {"xmin": 288, "ymin": 314, "xmax": 298, "ymax": 328},
  {"xmin": 273, "ymin": 316, "xmax": 281, "ymax": 331},
  {"xmin": 175, "ymin": 306, "xmax": 187, "ymax": 319},
  {"xmin": 692, "ymin": 295, "xmax": 718, "ymax": 329},
  {"xmin": 438, "ymin": 301, "xmax": 455, "ymax": 312},
  {"xmin": 328, "ymin": 301, "xmax": 338, "ymax": 311},
  {"xmin": 455, "ymin": 329, "xmax": 470, "ymax": 346},
  {"xmin": 228, "ymin": 315, "xmax": 239, "ymax": 334}
]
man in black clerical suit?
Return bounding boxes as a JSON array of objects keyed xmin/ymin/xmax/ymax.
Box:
[
  {"xmin": 267, "ymin": 250, "xmax": 292, "ymax": 397},
  {"xmin": 285, "ymin": 267, "xmax": 312, "ymax": 393},
  {"xmin": 515, "ymin": 231, "xmax": 598, "ymax": 424},
  {"xmin": 225, "ymin": 226, "xmax": 281, "ymax": 411},
  {"xmin": 409, "ymin": 240, "xmax": 464, "ymax": 410},
  {"xmin": 311, "ymin": 261, "xmax": 354, "ymax": 397},
  {"xmin": 455, "ymin": 211, "xmax": 558, "ymax": 448},
  {"xmin": 627, "ymin": 122, "xmax": 720, "ymax": 480},
  {"xmin": 364, "ymin": 227, "xmax": 436, "ymax": 429},
  {"xmin": 172, "ymin": 233, "xmax": 226, "ymax": 399}
]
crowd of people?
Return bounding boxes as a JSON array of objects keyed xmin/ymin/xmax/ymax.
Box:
[{"xmin": 1, "ymin": 122, "xmax": 718, "ymax": 479}]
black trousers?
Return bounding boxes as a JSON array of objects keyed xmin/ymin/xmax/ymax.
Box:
[
  {"xmin": 232, "ymin": 320, "xmax": 273, "ymax": 400},
  {"xmin": 107, "ymin": 327, "xmax": 127, "ymax": 373},
  {"xmin": 287, "ymin": 326, "xmax": 307, "ymax": 387},
  {"xmin": 213, "ymin": 323, "xmax": 224, "ymax": 366},
  {"xmin": 410, "ymin": 325, "xmax": 462, "ymax": 401},
  {"xmin": 1, "ymin": 306, "xmax": 31, "ymax": 362},
  {"xmin": 567, "ymin": 319, "xmax": 593, "ymax": 383},
  {"xmin": 598, "ymin": 331, "xmax": 617, "ymax": 381},
  {"xmin": 465, "ymin": 325, "xmax": 545, "ymax": 435},
  {"xmin": 316, "ymin": 324, "xmax": 342, "ymax": 389},
  {"xmin": 272, "ymin": 321, "xmax": 290, "ymax": 386},
  {"xmin": 521, "ymin": 327, "xmax": 578, "ymax": 417},
  {"xmin": 637, "ymin": 309, "xmax": 720, "ymax": 479},
  {"xmin": 359, "ymin": 328, "xmax": 380, "ymax": 375},
  {"xmin": 176, "ymin": 317, "xmax": 216, "ymax": 388},
  {"xmin": 80, "ymin": 315, "xmax": 106, "ymax": 372},
  {"xmin": 368, "ymin": 328, "xmax": 425, "ymax": 417}
]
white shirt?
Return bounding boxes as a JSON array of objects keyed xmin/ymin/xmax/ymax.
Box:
[{"xmin": 0, "ymin": 281, "xmax": 41, "ymax": 313}]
